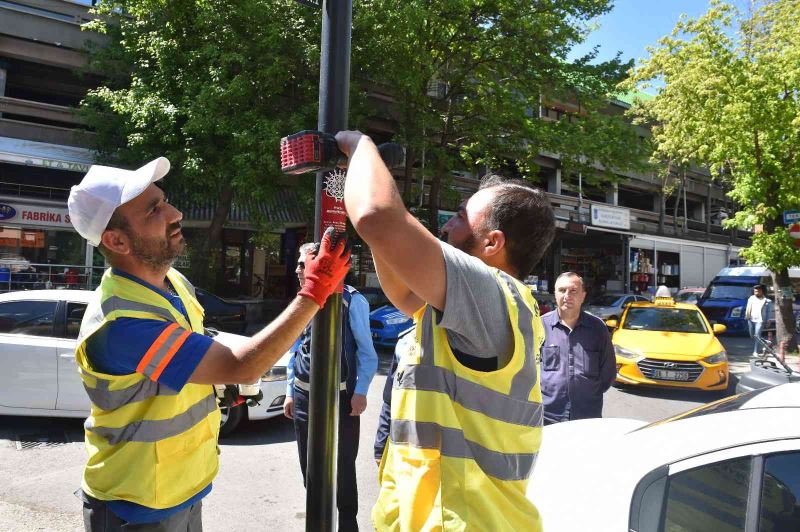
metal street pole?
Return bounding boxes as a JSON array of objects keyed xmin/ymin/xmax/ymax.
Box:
[{"xmin": 306, "ymin": 1, "xmax": 351, "ymax": 530}]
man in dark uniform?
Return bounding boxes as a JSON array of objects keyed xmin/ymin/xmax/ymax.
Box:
[{"xmin": 283, "ymin": 244, "xmax": 378, "ymax": 531}]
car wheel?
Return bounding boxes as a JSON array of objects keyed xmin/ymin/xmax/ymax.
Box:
[{"xmin": 219, "ymin": 403, "xmax": 246, "ymax": 437}]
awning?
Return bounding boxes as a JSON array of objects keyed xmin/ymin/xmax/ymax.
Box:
[
  {"xmin": 0, "ymin": 136, "xmax": 95, "ymax": 173},
  {"xmin": 176, "ymin": 188, "xmax": 310, "ymax": 231}
]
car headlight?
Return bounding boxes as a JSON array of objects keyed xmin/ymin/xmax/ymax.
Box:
[
  {"xmin": 261, "ymin": 366, "xmax": 287, "ymax": 382},
  {"xmin": 614, "ymin": 345, "xmax": 643, "ymax": 360},
  {"xmin": 385, "ymin": 317, "xmax": 410, "ymax": 325},
  {"xmin": 730, "ymin": 306, "xmax": 744, "ymax": 318},
  {"xmin": 704, "ymin": 351, "xmax": 727, "ymax": 364}
]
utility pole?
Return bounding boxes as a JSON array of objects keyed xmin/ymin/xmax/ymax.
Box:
[{"xmin": 306, "ymin": 1, "xmax": 351, "ymax": 530}]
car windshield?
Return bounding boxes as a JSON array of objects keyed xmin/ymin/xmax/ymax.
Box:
[
  {"xmin": 589, "ymin": 295, "xmax": 622, "ymax": 307},
  {"xmin": 675, "ymin": 292, "xmax": 699, "ymax": 302},
  {"xmin": 703, "ymin": 283, "xmax": 753, "ymax": 300},
  {"xmin": 622, "ymin": 307, "xmax": 708, "ymax": 333}
]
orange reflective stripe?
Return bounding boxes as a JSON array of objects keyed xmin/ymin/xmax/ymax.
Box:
[
  {"xmin": 150, "ymin": 329, "xmax": 191, "ymax": 381},
  {"xmin": 136, "ymin": 323, "xmax": 180, "ymax": 374}
]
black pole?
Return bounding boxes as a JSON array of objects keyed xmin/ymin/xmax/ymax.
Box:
[{"xmin": 306, "ymin": 1, "xmax": 351, "ymax": 530}]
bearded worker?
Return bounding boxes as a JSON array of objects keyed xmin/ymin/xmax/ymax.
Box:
[
  {"xmin": 335, "ymin": 131, "xmax": 555, "ymax": 531},
  {"xmin": 67, "ymin": 158, "xmax": 350, "ymax": 531}
]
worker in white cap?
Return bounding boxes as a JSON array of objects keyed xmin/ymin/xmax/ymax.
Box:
[{"xmin": 68, "ymin": 158, "xmax": 351, "ymax": 531}]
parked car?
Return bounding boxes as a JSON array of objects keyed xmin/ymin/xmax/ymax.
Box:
[
  {"xmin": 584, "ymin": 293, "xmax": 650, "ymax": 321},
  {"xmin": 361, "ymin": 287, "xmax": 413, "ymax": 348},
  {"xmin": 736, "ymin": 333, "xmax": 800, "ymax": 394},
  {"xmin": 195, "ymin": 287, "xmax": 247, "ymax": 334},
  {"xmin": 533, "ymin": 292, "xmax": 556, "ymax": 315},
  {"xmin": 697, "ymin": 266, "xmax": 800, "ymax": 335},
  {"xmin": 675, "ymin": 287, "xmax": 705, "ymax": 305},
  {"xmin": 608, "ymin": 296, "xmax": 729, "ymax": 392},
  {"xmin": 0, "ymin": 289, "xmax": 287, "ymax": 436},
  {"xmin": 528, "ymin": 383, "xmax": 800, "ymax": 531}
]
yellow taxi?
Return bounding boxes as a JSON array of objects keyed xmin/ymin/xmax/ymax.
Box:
[{"xmin": 607, "ymin": 296, "xmax": 729, "ymax": 391}]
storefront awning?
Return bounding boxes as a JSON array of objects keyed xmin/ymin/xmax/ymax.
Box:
[
  {"xmin": 0, "ymin": 136, "xmax": 95, "ymax": 173},
  {"xmin": 176, "ymin": 188, "xmax": 310, "ymax": 231}
]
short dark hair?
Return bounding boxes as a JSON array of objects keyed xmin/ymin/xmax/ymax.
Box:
[
  {"xmin": 754, "ymin": 284, "xmax": 767, "ymax": 292},
  {"xmin": 478, "ymin": 174, "xmax": 555, "ymax": 279},
  {"xmin": 97, "ymin": 209, "xmax": 130, "ymax": 261},
  {"xmin": 555, "ymin": 271, "xmax": 584, "ymax": 290}
]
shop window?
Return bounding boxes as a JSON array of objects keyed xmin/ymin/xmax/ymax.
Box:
[
  {"xmin": 630, "ymin": 249, "xmax": 655, "ymax": 297},
  {"xmin": 0, "ymin": 300, "xmax": 57, "ymax": 337},
  {"xmin": 656, "ymin": 251, "xmax": 681, "ymax": 292}
]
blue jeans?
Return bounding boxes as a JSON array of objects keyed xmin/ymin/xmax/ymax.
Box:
[{"xmin": 748, "ymin": 321, "xmax": 764, "ymax": 353}]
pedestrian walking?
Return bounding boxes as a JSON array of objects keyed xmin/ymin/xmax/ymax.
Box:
[
  {"xmin": 67, "ymin": 158, "xmax": 350, "ymax": 531},
  {"xmin": 283, "ymin": 246, "xmax": 378, "ymax": 532},
  {"xmin": 745, "ymin": 283, "xmax": 771, "ymax": 355},
  {"xmin": 334, "ymin": 131, "xmax": 555, "ymax": 531},
  {"xmin": 540, "ymin": 272, "xmax": 616, "ymax": 424}
]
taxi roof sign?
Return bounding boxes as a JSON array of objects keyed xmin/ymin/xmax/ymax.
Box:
[{"xmin": 653, "ymin": 296, "xmax": 676, "ymax": 306}]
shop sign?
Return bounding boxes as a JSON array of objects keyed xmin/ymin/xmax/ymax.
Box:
[
  {"xmin": 591, "ymin": 204, "xmax": 630, "ymax": 230},
  {"xmin": 0, "ymin": 202, "xmax": 72, "ymax": 228},
  {"xmin": 784, "ymin": 210, "xmax": 800, "ymax": 225},
  {"xmin": 0, "ymin": 152, "xmax": 90, "ymax": 173}
]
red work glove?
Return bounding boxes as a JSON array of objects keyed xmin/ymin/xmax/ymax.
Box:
[{"xmin": 298, "ymin": 227, "xmax": 351, "ymax": 308}]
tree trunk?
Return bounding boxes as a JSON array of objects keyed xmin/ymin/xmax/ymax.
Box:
[
  {"xmin": 428, "ymin": 170, "xmax": 441, "ymax": 235},
  {"xmin": 771, "ymin": 268, "xmax": 798, "ymax": 353},
  {"xmin": 402, "ymin": 146, "xmax": 415, "ymax": 203},
  {"xmin": 191, "ymin": 181, "xmax": 234, "ymax": 289}
]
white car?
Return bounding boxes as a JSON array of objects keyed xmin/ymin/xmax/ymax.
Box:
[
  {"xmin": 584, "ymin": 293, "xmax": 651, "ymax": 321},
  {"xmin": 0, "ymin": 289, "xmax": 290, "ymax": 435},
  {"xmin": 527, "ymin": 383, "xmax": 800, "ymax": 531}
]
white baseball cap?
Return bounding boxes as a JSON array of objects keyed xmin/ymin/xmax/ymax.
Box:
[{"xmin": 68, "ymin": 157, "xmax": 171, "ymax": 246}]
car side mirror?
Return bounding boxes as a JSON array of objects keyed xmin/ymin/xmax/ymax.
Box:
[
  {"xmin": 605, "ymin": 319, "xmax": 618, "ymax": 329},
  {"xmin": 712, "ymin": 323, "xmax": 726, "ymax": 334}
]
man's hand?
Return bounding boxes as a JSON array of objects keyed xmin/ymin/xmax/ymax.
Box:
[
  {"xmin": 283, "ymin": 396, "xmax": 294, "ymax": 419},
  {"xmin": 298, "ymin": 227, "xmax": 351, "ymax": 308},
  {"xmin": 350, "ymin": 393, "xmax": 367, "ymax": 416},
  {"xmin": 335, "ymin": 130, "xmax": 371, "ymax": 159}
]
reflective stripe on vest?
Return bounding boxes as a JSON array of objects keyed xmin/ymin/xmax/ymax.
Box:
[
  {"xmin": 391, "ymin": 419, "xmax": 537, "ymax": 481},
  {"xmin": 80, "ymin": 367, "xmax": 178, "ymax": 411},
  {"xmin": 136, "ymin": 323, "xmax": 192, "ymax": 380},
  {"xmin": 101, "ymin": 296, "xmax": 179, "ymax": 323},
  {"xmin": 394, "ymin": 364, "xmax": 543, "ymax": 428},
  {"xmin": 84, "ymin": 393, "xmax": 217, "ymax": 445}
]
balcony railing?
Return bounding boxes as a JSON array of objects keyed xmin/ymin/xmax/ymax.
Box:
[
  {"xmin": 0, "ymin": 263, "xmax": 105, "ymax": 292},
  {"xmin": 0, "ymin": 181, "xmax": 71, "ymax": 201}
]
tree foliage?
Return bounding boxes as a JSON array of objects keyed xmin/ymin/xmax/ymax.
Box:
[
  {"xmin": 623, "ymin": 0, "xmax": 800, "ymax": 347},
  {"xmin": 82, "ymin": 0, "xmax": 322, "ymax": 287},
  {"xmin": 353, "ymin": 0, "xmax": 650, "ymax": 230}
]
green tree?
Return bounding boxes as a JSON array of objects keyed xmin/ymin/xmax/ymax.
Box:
[
  {"xmin": 82, "ymin": 0, "xmax": 321, "ymax": 288},
  {"xmin": 353, "ymin": 0, "xmax": 649, "ymax": 232},
  {"xmin": 623, "ymin": 0, "xmax": 800, "ymax": 349}
]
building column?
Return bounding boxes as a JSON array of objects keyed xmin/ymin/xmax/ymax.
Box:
[
  {"xmin": 548, "ymin": 168, "xmax": 562, "ymax": 195},
  {"xmin": 605, "ymin": 183, "xmax": 618, "ymax": 206},
  {"xmin": 0, "ymin": 60, "xmax": 7, "ymax": 120}
]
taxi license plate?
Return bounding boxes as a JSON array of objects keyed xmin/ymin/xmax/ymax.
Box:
[{"xmin": 654, "ymin": 369, "xmax": 689, "ymax": 381}]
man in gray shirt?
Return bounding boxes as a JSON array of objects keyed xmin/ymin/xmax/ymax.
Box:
[{"xmin": 335, "ymin": 130, "xmax": 555, "ymax": 531}]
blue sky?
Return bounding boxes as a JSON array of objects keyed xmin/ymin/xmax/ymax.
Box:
[{"xmin": 568, "ymin": 0, "xmax": 744, "ymax": 66}]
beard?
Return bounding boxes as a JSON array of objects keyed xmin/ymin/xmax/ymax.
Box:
[
  {"xmin": 128, "ymin": 224, "xmax": 185, "ymax": 271},
  {"xmin": 449, "ymin": 230, "xmax": 479, "ymax": 255}
]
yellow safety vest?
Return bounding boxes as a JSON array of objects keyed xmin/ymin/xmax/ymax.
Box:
[
  {"xmin": 373, "ymin": 270, "xmax": 545, "ymax": 531},
  {"xmin": 75, "ymin": 268, "xmax": 220, "ymax": 509}
]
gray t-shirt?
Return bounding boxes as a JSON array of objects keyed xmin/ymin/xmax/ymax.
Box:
[{"xmin": 437, "ymin": 241, "xmax": 514, "ymax": 369}]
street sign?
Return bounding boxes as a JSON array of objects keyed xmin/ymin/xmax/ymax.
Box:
[
  {"xmin": 784, "ymin": 210, "xmax": 800, "ymax": 224},
  {"xmin": 789, "ymin": 222, "xmax": 800, "ymax": 248}
]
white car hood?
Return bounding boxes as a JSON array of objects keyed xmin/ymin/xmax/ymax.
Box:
[{"xmin": 528, "ymin": 418, "xmax": 646, "ymax": 531}]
